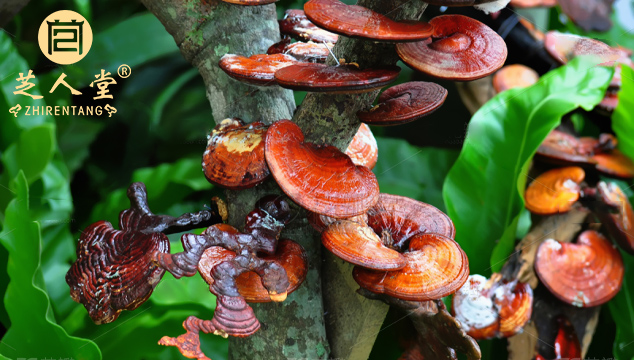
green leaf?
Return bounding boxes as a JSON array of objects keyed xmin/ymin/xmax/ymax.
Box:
[
  {"xmin": 443, "ymin": 57, "xmax": 613, "ymax": 275},
  {"xmin": 0, "ymin": 171, "xmax": 101, "ymax": 359},
  {"xmin": 613, "ymin": 65, "xmax": 634, "ymax": 161},
  {"xmin": 373, "ymin": 137, "xmax": 459, "ymax": 212}
]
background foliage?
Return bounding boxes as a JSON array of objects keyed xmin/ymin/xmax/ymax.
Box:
[{"xmin": 0, "ymin": 0, "xmax": 633, "ymax": 359}]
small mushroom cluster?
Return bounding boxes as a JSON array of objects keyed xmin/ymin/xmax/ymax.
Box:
[
  {"xmin": 519, "ymin": 127, "xmax": 634, "ymax": 310},
  {"xmin": 66, "ymin": 184, "xmax": 308, "ymax": 359}
]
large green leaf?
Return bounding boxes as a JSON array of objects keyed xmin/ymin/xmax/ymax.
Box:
[
  {"xmin": 607, "ymin": 180, "xmax": 634, "ymax": 360},
  {"xmin": 373, "ymin": 137, "xmax": 459, "ymax": 212},
  {"xmin": 0, "ymin": 172, "xmax": 101, "ymax": 359},
  {"xmin": 613, "ymin": 65, "xmax": 634, "ymax": 161},
  {"xmin": 443, "ymin": 57, "xmax": 613, "ymax": 275}
]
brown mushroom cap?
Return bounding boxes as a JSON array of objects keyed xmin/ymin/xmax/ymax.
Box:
[
  {"xmin": 524, "ymin": 166, "xmax": 585, "ymax": 215},
  {"xmin": 322, "ymin": 220, "xmax": 407, "ymax": 270},
  {"xmin": 535, "ymin": 230, "xmax": 624, "ymax": 307},
  {"xmin": 539, "ymin": 131, "xmax": 616, "ymax": 159},
  {"xmin": 203, "ymin": 118, "xmax": 270, "ymax": 190},
  {"xmin": 544, "ymin": 31, "xmax": 622, "ymax": 65},
  {"xmin": 274, "ymin": 63, "xmax": 400, "ymax": 93},
  {"xmin": 593, "ymin": 149, "xmax": 634, "ymax": 178},
  {"xmin": 270, "ymin": 41, "xmax": 332, "ymax": 63},
  {"xmin": 345, "ymin": 123, "xmax": 378, "ymax": 169},
  {"xmin": 198, "ymin": 240, "xmax": 308, "ymax": 303},
  {"xmin": 353, "ymin": 233, "xmax": 469, "ymax": 301},
  {"xmin": 597, "ymin": 181, "xmax": 634, "ymax": 254},
  {"xmin": 279, "ymin": 9, "xmax": 339, "ymax": 44},
  {"xmin": 492, "ymin": 64, "xmax": 539, "ymax": 93},
  {"xmin": 304, "ymin": 0, "xmax": 433, "ymax": 42},
  {"xmin": 452, "ymin": 274, "xmax": 533, "ymax": 340},
  {"xmin": 357, "ymin": 82, "xmax": 448, "ymax": 126},
  {"xmin": 219, "ymin": 53, "xmax": 298, "ymax": 86},
  {"xmin": 367, "ymin": 193, "xmax": 456, "ymax": 250},
  {"xmin": 265, "ymin": 120, "xmax": 379, "ymax": 218},
  {"xmin": 396, "ymin": 15, "xmax": 507, "ymax": 81}
]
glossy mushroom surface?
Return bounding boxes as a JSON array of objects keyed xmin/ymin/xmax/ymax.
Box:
[
  {"xmin": 357, "ymin": 82, "xmax": 448, "ymax": 126},
  {"xmin": 367, "ymin": 193, "xmax": 456, "ymax": 250},
  {"xmin": 535, "ymin": 230, "xmax": 624, "ymax": 307},
  {"xmin": 353, "ymin": 233, "xmax": 469, "ymax": 301},
  {"xmin": 492, "ymin": 64, "xmax": 539, "ymax": 93},
  {"xmin": 265, "ymin": 119, "xmax": 379, "ymax": 217},
  {"xmin": 203, "ymin": 118, "xmax": 270, "ymax": 190},
  {"xmin": 219, "ymin": 53, "xmax": 298, "ymax": 86},
  {"xmin": 304, "ymin": 0, "xmax": 433, "ymax": 42},
  {"xmin": 221, "ymin": 0, "xmax": 278, "ymax": 5},
  {"xmin": 274, "ymin": 63, "xmax": 400, "ymax": 93},
  {"xmin": 322, "ymin": 220, "xmax": 407, "ymax": 270},
  {"xmin": 597, "ymin": 181, "xmax": 634, "ymax": 254},
  {"xmin": 396, "ymin": 15, "xmax": 507, "ymax": 81},
  {"xmin": 345, "ymin": 123, "xmax": 378, "ymax": 169},
  {"xmin": 536, "ymin": 129, "xmax": 616, "ymax": 165},
  {"xmin": 268, "ymin": 40, "xmax": 332, "ymax": 63},
  {"xmin": 593, "ymin": 149, "xmax": 634, "ymax": 178},
  {"xmin": 278, "ymin": 9, "xmax": 339, "ymax": 43},
  {"xmin": 452, "ymin": 274, "xmax": 533, "ymax": 340},
  {"xmin": 524, "ymin": 166, "xmax": 585, "ymax": 215}
]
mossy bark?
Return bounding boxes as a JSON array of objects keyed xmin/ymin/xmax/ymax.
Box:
[{"xmin": 142, "ymin": 0, "xmax": 430, "ymax": 358}]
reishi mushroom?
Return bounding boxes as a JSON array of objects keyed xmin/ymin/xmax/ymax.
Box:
[
  {"xmin": 265, "ymin": 119, "xmax": 379, "ymax": 218},
  {"xmin": 322, "ymin": 220, "xmax": 407, "ymax": 270},
  {"xmin": 524, "ymin": 166, "xmax": 585, "ymax": 215},
  {"xmin": 536, "ymin": 129, "xmax": 616, "ymax": 165},
  {"xmin": 202, "ymin": 118, "xmax": 270, "ymax": 190},
  {"xmin": 451, "ymin": 274, "xmax": 533, "ymax": 340},
  {"xmin": 219, "ymin": 53, "xmax": 298, "ymax": 86},
  {"xmin": 274, "ymin": 63, "xmax": 400, "ymax": 93},
  {"xmin": 357, "ymin": 81, "xmax": 448, "ymax": 126},
  {"xmin": 534, "ymin": 230, "xmax": 624, "ymax": 307},
  {"xmin": 544, "ymin": 31, "xmax": 623, "ymax": 65},
  {"xmin": 353, "ymin": 233, "xmax": 469, "ymax": 301},
  {"xmin": 345, "ymin": 123, "xmax": 378, "ymax": 169},
  {"xmin": 396, "ymin": 15, "xmax": 507, "ymax": 81},
  {"xmin": 66, "ymin": 182, "xmax": 224, "ymax": 324},
  {"xmin": 278, "ymin": 9, "xmax": 339, "ymax": 44},
  {"xmin": 593, "ymin": 149, "xmax": 634, "ymax": 178},
  {"xmin": 492, "ymin": 64, "xmax": 539, "ymax": 93},
  {"xmin": 304, "ymin": 0, "xmax": 434, "ymax": 42},
  {"xmin": 267, "ymin": 40, "xmax": 332, "ymax": 63}
]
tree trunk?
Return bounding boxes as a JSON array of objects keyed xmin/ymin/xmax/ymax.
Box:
[{"xmin": 142, "ymin": 0, "xmax": 431, "ymax": 358}]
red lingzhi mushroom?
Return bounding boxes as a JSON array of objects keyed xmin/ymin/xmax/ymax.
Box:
[
  {"xmin": 278, "ymin": 9, "xmax": 338, "ymax": 44},
  {"xmin": 396, "ymin": 15, "xmax": 507, "ymax": 81},
  {"xmin": 596, "ymin": 181, "xmax": 634, "ymax": 254},
  {"xmin": 524, "ymin": 166, "xmax": 585, "ymax": 215},
  {"xmin": 593, "ymin": 149, "xmax": 634, "ymax": 178},
  {"xmin": 274, "ymin": 63, "xmax": 400, "ymax": 93},
  {"xmin": 357, "ymin": 82, "xmax": 448, "ymax": 126},
  {"xmin": 492, "ymin": 64, "xmax": 539, "ymax": 93},
  {"xmin": 203, "ymin": 118, "xmax": 270, "ymax": 190},
  {"xmin": 534, "ymin": 230, "xmax": 624, "ymax": 307},
  {"xmin": 345, "ymin": 123, "xmax": 378, "ymax": 169},
  {"xmin": 265, "ymin": 119, "xmax": 379, "ymax": 217},
  {"xmin": 219, "ymin": 53, "xmax": 298, "ymax": 86},
  {"xmin": 304, "ymin": 0, "xmax": 433, "ymax": 42}
]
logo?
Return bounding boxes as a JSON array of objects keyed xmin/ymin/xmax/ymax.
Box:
[{"xmin": 38, "ymin": 10, "xmax": 92, "ymax": 65}]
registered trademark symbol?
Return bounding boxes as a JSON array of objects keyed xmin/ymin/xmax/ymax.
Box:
[{"xmin": 118, "ymin": 64, "xmax": 131, "ymax": 78}]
